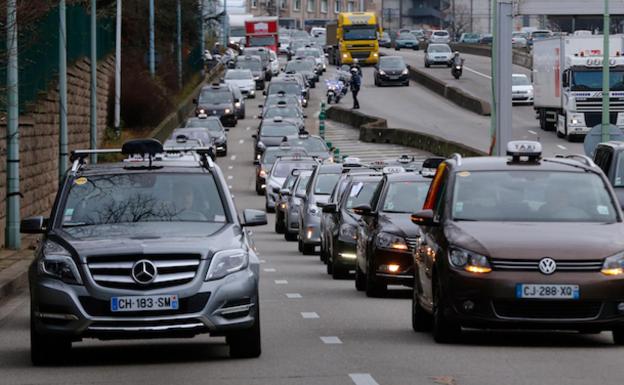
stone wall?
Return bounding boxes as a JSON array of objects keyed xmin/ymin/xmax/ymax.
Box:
[{"xmin": 0, "ymin": 55, "xmax": 115, "ymax": 247}]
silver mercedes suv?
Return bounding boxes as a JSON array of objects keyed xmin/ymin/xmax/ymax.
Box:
[{"xmin": 21, "ymin": 139, "xmax": 267, "ymax": 365}]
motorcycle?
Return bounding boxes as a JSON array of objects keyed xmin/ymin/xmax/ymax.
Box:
[
  {"xmin": 326, "ymin": 78, "xmax": 347, "ymax": 104},
  {"xmin": 451, "ymin": 59, "xmax": 464, "ymax": 79}
]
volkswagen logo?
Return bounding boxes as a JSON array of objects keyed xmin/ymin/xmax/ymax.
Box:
[
  {"xmin": 538, "ymin": 257, "xmax": 557, "ymax": 275},
  {"xmin": 131, "ymin": 260, "xmax": 157, "ymax": 284}
]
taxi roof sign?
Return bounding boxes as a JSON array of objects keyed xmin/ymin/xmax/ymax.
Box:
[
  {"xmin": 383, "ymin": 166, "xmax": 405, "ymax": 174},
  {"xmin": 506, "ymin": 140, "xmax": 542, "ymax": 162}
]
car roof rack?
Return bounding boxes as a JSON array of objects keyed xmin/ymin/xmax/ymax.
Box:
[
  {"xmin": 70, "ymin": 139, "xmax": 215, "ymax": 175},
  {"xmin": 449, "ymin": 153, "xmax": 462, "ymax": 166},
  {"xmin": 553, "ymin": 154, "xmax": 596, "ymax": 168}
]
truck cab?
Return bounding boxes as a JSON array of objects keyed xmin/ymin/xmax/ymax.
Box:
[{"xmin": 327, "ymin": 12, "xmax": 382, "ymax": 65}]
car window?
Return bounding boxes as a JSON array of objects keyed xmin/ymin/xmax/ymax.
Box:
[
  {"xmin": 264, "ymin": 107, "xmax": 300, "ymax": 119},
  {"xmin": 452, "ymin": 170, "xmax": 618, "ymax": 222},
  {"xmin": 286, "ymin": 61, "xmax": 315, "ymax": 72},
  {"xmin": 269, "ymin": 83, "xmax": 301, "ymax": 95},
  {"xmin": 171, "ymin": 129, "xmax": 212, "ymax": 143},
  {"xmin": 512, "ymin": 75, "xmax": 530, "ymax": 86},
  {"xmin": 345, "ymin": 181, "xmax": 380, "ymax": 210},
  {"xmin": 273, "ymin": 161, "xmax": 316, "ymax": 177},
  {"xmin": 295, "ymin": 175, "xmax": 311, "ymax": 195},
  {"xmin": 380, "ymin": 57, "xmax": 406, "ymax": 69},
  {"xmin": 185, "ymin": 119, "xmax": 222, "ymax": 130},
  {"xmin": 225, "ymin": 70, "xmax": 253, "ymax": 80},
  {"xmin": 290, "ymin": 138, "xmax": 326, "ymax": 152},
  {"xmin": 199, "ymin": 89, "xmax": 232, "ymax": 104},
  {"xmin": 314, "ymin": 174, "xmax": 341, "ymax": 195},
  {"xmin": 428, "ymin": 45, "xmax": 451, "ymax": 53},
  {"xmin": 382, "ymin": 181, "xmax": 431, "ymax": 213},
  {"xmin": 63, "ymin": 173, "xmax": 227, "ymax": 225},
  {"xmin": 260, "ymin": 124, "xmax": 299, "ymax": 137}
]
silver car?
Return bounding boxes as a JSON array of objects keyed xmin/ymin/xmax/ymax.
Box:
[
  {"xmin": 285, "ymin": 170, "xmax": 313, "ymax": 242},
  {"xmin": 224, "ymin": 69, "xmax": 256, "ymax": 98},
  {"xmin": 264, "ymin": 156, "xmax": 318, "ymax": 212},
  {"xmin": 424, "ymin": 44, "xmax": 453, "ymax": 67}
]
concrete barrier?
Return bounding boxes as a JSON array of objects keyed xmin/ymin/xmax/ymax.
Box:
[
  {"xmin": 450, "ymin": 43, "xmax": 533, "ymax": 69},
  {"xmin": 149, "ymin": 64, "xmax": 224, "ymax": 142},
  {"xmin": 326, "ymin": 105, "xmax": 486, "ymax": 157}
]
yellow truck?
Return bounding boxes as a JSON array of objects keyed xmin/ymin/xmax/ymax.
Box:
[{"xmin": 326, "ymin": 12, "xmax": 382, "ymax": 65}]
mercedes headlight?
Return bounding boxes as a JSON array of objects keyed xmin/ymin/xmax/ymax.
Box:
[
  {"xmin": 198, "ymin": 108, "xmax": 206, "ymax": 114},
  {"xmin": 402, "ymin": 68, "xmax": 409, "ymax": 75},
  {"xmin": 379, "ymin": 70, "xmax": 386, "ymax": 75},
  {"xmin": 339, "ymin": 224, "xmax": 357, "ymax": 241},
  {"xmin": 448, "ymin": 246, "xmax": 492, "ymax": 274},
  {"xmin": 375, "ymin": 232, "xmax": 408, "ymax": 251},
  {"xmin": 206, "ymin": 249, "xmax": 249, "ymax": 281},
  {"xmin": 38, "ymin": 241, "xmax": 82, "ymax": 284},
  {"xmin": 602, "ymin": 252, "xmax": 624, "ymax": 275},
  {"xmin": 235, "ymin": 102, "xmax": 241, "ymax": 108},
  {"xmin": 225, "ymin": 108, "xmax": 232, "ymax": 114}
]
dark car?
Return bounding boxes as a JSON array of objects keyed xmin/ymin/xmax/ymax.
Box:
[
  {"xmin": 194, "ymin": 84, "xmax": 238, "ymax": 127},
  {"xmin": 185, "ymin": 117, "xmax": 228, "ymax": 156},
  {"xmin": 262, "ymin": 93, "xmax": 304, "ymax": 112},
  {"xmin": 283, "ymin": 170, "xmax": 313, "ymax": 242},
  {"xmin": 169, "ymin": 127, "xmax": 217, "ymax": 156},
  {"xmin": 284, "ymin": 58, "xmax": 319, "ymax": 87},
  {"xmin": 354, "ymin": 172, "xmax": 432, "ymax": 296},
  {"xmin": 252, "ymin": 119, "xmax": 301, "ymax": 161},
  {"xmin": 275, "ymin": 169, "xmax": 305, "ymax": 234},
  {"xmin": 298, "ymin": 164, "xmax": 343, "ymax": 255},
  {"xmin": 22, "ymin": 139, "xmax": 268, "ymax": 365},
  {"xmin": 284, "ymin": 135, "xmax": 333, "ymax": 162},
  {"xmin": 320, "ymin": 173, "xmax": 383, "ymax": 279},
  {"xmin": 254, "ymin": 144, "xmax": 308, "ymax": 195},
  {"xmin": 374, "ymin": 56, "xmax": 410, "ymax": 87},
  {"xmin": 394, "ymin": 32, "xmax": 419, "ymax": 50},
  {"xmin": 242, "ymin": 47, "xmax": 272, "ymax": 81},
  {"xmin": 411, "ymin": 141, "xmax": 624, "ymax": 344},
  {"xmin": 259, "ymin": 104, "xmax": 307, "ymax": 132},
  {"xmin": 266, "ymin": 78, "xmax": 309, "ymax": 107},
  {"xmin": 236, "ymin": 55, "xmax": 265, "ymax": 90},
  {"xmin": 379, "ymin": 32, "xmax": 392, "ymax": 48}
]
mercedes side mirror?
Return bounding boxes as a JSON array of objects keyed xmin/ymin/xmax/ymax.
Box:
[
  {"xmin": 20, "ymin": 216, "xmax": 47, "ymax": 234},
  {"xmin": 252, "ymin": 134, "xmax": 258, "ymax": 139},
  {"xmin": 352, "ymin": 204, "xmax": 374, "ymax": 216},
  {"xmin": 411, "ymin": 209, "xmax": 438, "ymax": 227},
  {"xmin": 253, "ymin": 159, "xmax": 260, "ymax": 165},
  {"xmin": 241, "ymin": 209, "xmax": 268, "ymax": 227},
  {"xmin": 193, "ymin": 98, "xmax": 198, "ymax": 104},
  {"xmin": 322, "ymin": 203, "xmax": 337, "ymax": 213},
  {"xmin": 279, "ymin": 188, "xmax": 291, "ymax": 196}
]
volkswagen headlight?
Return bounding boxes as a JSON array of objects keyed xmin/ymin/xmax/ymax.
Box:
[
  {"xmin": 448, "ymin": 246, "xmax": 492, "ymax": 274},
  {"xmin": 38, "ymin": 241, "xmax": 82, "ymax": 284},
  {"xmin": 375, "ymin": 232, "xmax": 408, "ymax": 251},
  {"xmin": 602, "ymin": 252, "xmax": 624, "ymax": 275},
  {"xmin": 339, "ymin": 224, "xmax": 357, "ymax": 241},
  {"xmin": 225, "ymin": 108, "xmax": 232, "ymax": 114},
  {"xmin": 206, "ymin": 249, "xmax": 249, "ymax": 281},
  {"xmin": 198, "ymin": 108, "xmax": 206, "ymax": 114},
  {"xmin": 402, "ymin": 68, "xmax": 409, "ymax": 75},
  {"xmin": 235, "ymin": 102, "xmax": 241, "ymax": 108},
  {"xmin": 379, "ymin": 70, "xmax": 386, "ymax": 76}
]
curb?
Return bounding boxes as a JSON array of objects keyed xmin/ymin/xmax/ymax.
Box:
[
  {"xmin": 0, "ymin": 259, "xmax": 31, "ymax": 303},
  {"xmin": 326, "ymin": 105, "xmax": 486, "ymax": 158}
]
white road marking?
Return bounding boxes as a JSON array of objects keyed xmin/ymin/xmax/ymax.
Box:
[
  {"xmin": 320, "ymin": 336, "xmax": 342, "ymax": 344},
  {"xmin": 230, "ymin": 155, "xmax": 236, "ymax": 161},
  {"xmin": 228, "ymin": 185, "xmax": 233, "ymax": 189},
  {"xmin": 285, "ymin": 293, "xmax": 302, "ymax": 299},
  {"xmin": 0, "ymin": 294, "xmax": 27, "ymax": 322},
  {"xmin": 238, "ymin": 139, "xmax": 245, "ymax": 144},
  {"xmin": 349, "ymin": 373, "xmax": 380, "ymax": 385},
  {"xmin": 464, "ymin": 66, "xmax": 492, "ymax": 80},
  {"xmin": 227, "ymin": 175, "xmax": 233, "ymax": 180},
  {"xmin": 274, "ymin": 279, "xmax": 288, "ymax": 284},
  {"xmin": 227, "ymin": 165, "xmax": 233, "ymax": 169},
  {"xmin": 259, "ymin": 259, "xmax": 266, "ymax": 264},
  {"xmin": 557, "ymin": 144, "xmax": 567, "ymax": 150},
  {"xmin": 263, "ymin": 268, "xmax": 276, "ymax": 272},
  {"xmin": 246, "ymin": 126, "xmax": 251, "ymax": 131},
  {"xmin": 301, "ymin": 312, "xmax": 319, "ymax": 319},
  {"xmin": 528, "ymin": 130, "xmax": 538, "ymax": 135}
]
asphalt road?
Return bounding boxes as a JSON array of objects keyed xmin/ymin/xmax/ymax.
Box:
[
  {"xmin": 0, "ymin": 67, "xmax": 622, "ymax": 385},
  {"xmin": 377, "ymin": 48, "xmax": 584, "ymax": 156}
]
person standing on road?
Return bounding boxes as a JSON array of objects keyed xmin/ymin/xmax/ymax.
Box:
[{"xmin": 350, "ymin": 67, "xmax": 361, "ymax": 109}]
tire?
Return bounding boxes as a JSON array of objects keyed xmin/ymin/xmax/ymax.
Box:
[
  {"xmin": 310, "ymin": 82, "xmax": 316, "ymax": 89},
  {"xmin": 365, "ymin": 259, "xmax": 386, "ymax": 297},
  {"xmin": 31, "ymin": 315, "xmax": 71, "ymax": 366},
  {"xmin": 355, "ymin": 263, "xmax": 366, "ymax": 291},
  {"xmin": 265, "ymin": 204, "xmax": 275, "ymax": 213},
  {"xmin": 284, "ymin": 231, "xmax": 297, "ymax": 241},
  {"xmin": 274, "ymin": 215, "xmax": 285, "ymax": 234},
  {"xmin": 556, "ymin": 127, "xmax": 565, "ymax": 138},
  {"xmin": 412, "ymin": 284, "xmax": 432, "ymax": 332},
  {"xmin": 425, "ymin": 61, "xmax": 430, "ymax": 68},
  {"xmin": 432, "ymin": 276, "xmax": 461, "ymax": 343},
  {"xmin": 413, "ymin": 47, "xmax": 418, "ymax": 51},
  {"xmin": 302, "ymin": 243, "xmax": 315, "ymax": 255},
  {"xmin": 255, "ymin": 185, "xmax": 264, "ymax": 196},
  {"xmin": 228, "ymin": 305, "xmax": 261, "ymax": 358},
  {"xmin": 396, "ymin": 47, "xmax": 400, "ymax": 51},
  {"xmin": 298, "ymin": 239, "xmax": 304, "ymax": 253},
  {"xmin": 612, "ymin": 328, "xmax": 624, "ymax": 345},
  {"xmin": 332, "ymin": 260, "xmax": 349, "ymax": 279}
]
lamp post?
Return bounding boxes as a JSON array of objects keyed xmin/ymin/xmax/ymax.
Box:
[
  {"xmin": 59, "ymin": 0, "xmax": 68, "ymax": 179},
  {"xmin": 602, "ymin": 0, "xmax": 611, "ymax": 142},
  {"xmin": 90, "ymin": 0, "xmax": 98, "ymax": 164}
]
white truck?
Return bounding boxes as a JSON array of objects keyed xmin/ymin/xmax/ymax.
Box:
[{"xmin": 533, "ymin": 35, "xmax": 624, "ymax": 141}]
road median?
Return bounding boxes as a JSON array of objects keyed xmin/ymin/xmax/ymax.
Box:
[{"xmin": 326, "ymin": 106, "xmax": 486, "ymax": 157}]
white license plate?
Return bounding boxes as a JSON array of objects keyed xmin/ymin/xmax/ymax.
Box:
[
  {"xmin": 516, "ymin": 284, "xmax": 579, "ymax": 299},
  {"xmin": 111, "ymin": 295, "xmax": 179, "ymax": 312},
  {"xmin": 389, "ymin": 76, "xmax": 399, "ymax": 79}
]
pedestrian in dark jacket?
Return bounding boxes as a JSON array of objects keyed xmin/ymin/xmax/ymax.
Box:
[{"xmin": 350, "ymin": 67, "xmax": 361, "ymax": 109}]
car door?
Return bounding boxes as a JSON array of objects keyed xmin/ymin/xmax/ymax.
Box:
[{"xmin": 357, "ymin": 179, "xmax": 385, "ymax": 274}]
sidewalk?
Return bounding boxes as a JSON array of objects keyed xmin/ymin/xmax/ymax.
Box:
[{"xmin": 0, "ymin": 236, "xmax": 37, "ymax": 302}]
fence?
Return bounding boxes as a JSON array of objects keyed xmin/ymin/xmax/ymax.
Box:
[{"xmin": 0, "ymin": 4, "xmax": 115, "ymax": 114}]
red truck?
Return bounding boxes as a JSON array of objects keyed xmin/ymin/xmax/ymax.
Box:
[{"xmin": 245, "ymin": 17, "xmax": 279, "ymax": 52}]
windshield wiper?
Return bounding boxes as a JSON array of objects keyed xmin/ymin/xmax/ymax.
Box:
[
  {"xmin": 453, "ymin": 218, "xmax": 478, "ymax": 222},
  {"xmin": 62, "ymin": 222, "xmax": 93, "ymax": 228}
]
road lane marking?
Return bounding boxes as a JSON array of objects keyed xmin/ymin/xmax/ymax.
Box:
[
  {"xmin": 263, "ymin": 268, "xmax": 276, "ymax": 272},
  {"xmin": 230, "ymin": 155, "xmax": 236, "ymax": 161},
  {"xmin": 246, "ymin": 126, "xmax": 251, "ymax": 131},
  {"xmin": 320, "ymin": 336, "xmax": 342, "ymax": 344},
  {"xmin": 239, "ymin": 139, "xmax": 245, "ymax": 144},
  {"xmin": 301, "ymin": 312, "xmax": 319, "ymax": 319},
  {"xmin": 228, "ymin": 185, "xmax": 233, "ymax": 189},
  {"xmin": 464, "ymin": 66, "xmax": 492, "ymax": 80},
  {"xmin": 227, "ymin": 175, "xmax": 233, "ymax": 180},
  {"xmin": 274, "ymin": 279, "xmax": 288, "ymax": 284},
  {"xmin": 349, "ymin": 373, "xmax": 380, "ymax": 385},
  {"xmin": 259, "ymin": 259, "xmax": 266, "ymax": 263},
  {"xmin": 285, "ymin": 293, "xmax": 302, "ymax": 298},
  {"xmin": 557, "ymin": 144, "xmax": 567, "ymax": 150},
  {"xmin": 528, "ymin": 130, "xmax": 538, "ymax": 135},
  {"xmin": 228, "ymin": 165, "xmax": 233, "ymax": 169}
]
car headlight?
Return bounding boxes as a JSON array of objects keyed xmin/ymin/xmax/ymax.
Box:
[
  {"xmin": 342, "ymin": 53, "xmax": 348, "ymax": 58},
  {"xmin": 375, "ymin": 232, "xmax": 408, "ymax": 251},
  {"xmin": 569, "ymin": 113, "xmax": 586, "ymax": 126},
  {"xmin": 250, "ymin": 90, "xmax": 255, "ymax": 95},
  {"xmin": 339, "ymin": 224, "xmax": 357, "ymax": 241},
  {"xmin": 379, "ymin": 70, "xmax": 386, "ymax": 75},
  {"xmin": 307, "ymin": 206, "xmax": 320, "ymax": 216},
  {"xmin": 402, "ymin": 68, "xmax": 409, "ymax": 75},
  {"xmin": 224, "ymin": 108, "xmax": 231, "ymax": 114},
  {"xmin": 373, "ymin": 52, "xmax": 378, "ymax": 57},
  {"xmin": 448, "ymin": 246, "xmax": 492, "ymax": 274},
  {"xmin": 206, "ymin": 249, "xmax": 249, "ymax": 281},
  {"xmin": 254, "ymin": 76, "xmax": 260, "ymax": 80},
  {"xmin": 198, "ymin": 108, "xmax": 206, "ymax": 114},
  {"xmin": 602, "ymin": 252, "xmax": 624, "ymax": 275},
  {"xmin": 235, "ymin": 102, "xmax": 241, "ymax": 108},
  {"xmin": 38, "ymin": 241, "xmax": 83, "ymax": 284}
]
